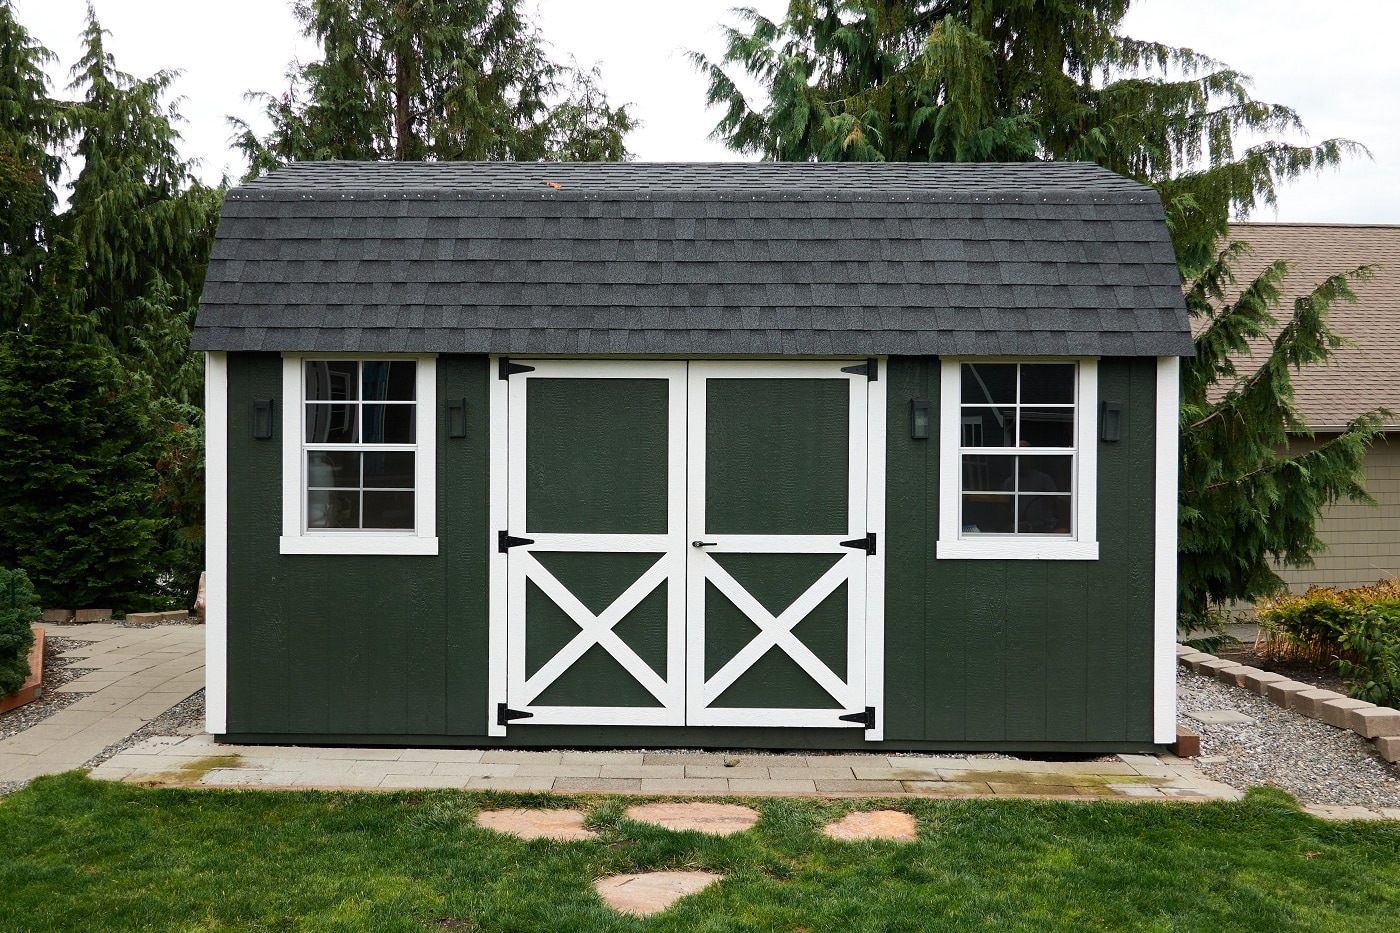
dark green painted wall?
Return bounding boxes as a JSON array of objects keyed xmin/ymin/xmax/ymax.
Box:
[
  {"xmin": 225, "ymin": 354, "xmax": 490, "ymax": 736},
  {"xmin": 223, "ymin": 354, "xmax": 1160, "ymax": 748},
  {"xmin": 883, "ymin": 357, "xmax": 1159, "ymax": 745}
]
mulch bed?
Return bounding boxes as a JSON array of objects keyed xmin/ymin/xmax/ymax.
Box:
[{"xmin": 1212, "ymin": 639, "xmax": 1350, "ymax": 695}]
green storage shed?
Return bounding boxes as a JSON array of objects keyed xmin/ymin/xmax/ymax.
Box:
[{"xmin": 193, "ymin": 161, "xmax": 1193, "ymax": 752}]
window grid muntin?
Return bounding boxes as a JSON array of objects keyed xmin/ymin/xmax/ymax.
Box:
[
  {"xmin": 958, "ymin": 362, "xmax": 1078, "ymax": 538},
  {"xmin": 303, "ymin": 360, "xmax": 418, "ymax": 533}
]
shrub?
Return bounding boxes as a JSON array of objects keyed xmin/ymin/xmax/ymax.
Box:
[
  {"xmin": 0, "ymin": 566, "xmax": 40, "ymax": 698},
  {"xmin": 1256, "ymin": 581, "xmax": 1400, "ymax": 708}
]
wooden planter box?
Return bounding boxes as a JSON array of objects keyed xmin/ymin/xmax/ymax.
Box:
[{"xmin": 0, "ymin": 627, "xmax": 44, "ymax": 714}]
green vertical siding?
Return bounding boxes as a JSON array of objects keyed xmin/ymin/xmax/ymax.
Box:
[
  {"xmin": 225, "ymin": 354, "xmax": 490, "ymax": 737},
  {"xmin": 883, "ymin": 356, "xmax": 1160, "ymax": 745}
]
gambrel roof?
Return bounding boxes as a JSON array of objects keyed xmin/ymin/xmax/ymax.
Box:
[{"xmin": 191, "ymin": 161, "xmax": 1193, "ymax": 357}]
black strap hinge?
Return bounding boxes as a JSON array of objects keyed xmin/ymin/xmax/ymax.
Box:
[
  {"xmin": 497, "ymin": 703, "xmax": 533, "ymax": 726},
  {"xmin": 840, "ymin": 532, "xmax": 877, "ymax": 555},
  {"xmin": 840, "ymin": 357, "xmax": 878, "ymax": 381},
  {"xmin": 498, "ymin": 531, "xmax": 535, "ymax": 552},
  {"xmin": 839, "ymin": 706, "xmax": 876, "ymax": 730},
  {"xmin": 498, "ymin": 357, "xmax": 535, "ymax": 380}
]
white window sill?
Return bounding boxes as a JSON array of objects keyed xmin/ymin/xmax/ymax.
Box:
[
  {"xmin": 279, "ymin": 535, "xmax": 439, "ymax": 556},
  {"xmin": 936, "ymin": 538, "xmax": 1099, "ymax": 561}
]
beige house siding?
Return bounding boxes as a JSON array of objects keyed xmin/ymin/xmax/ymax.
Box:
[{"xmin": 1277, "ymin": 437, "xmax": 1400, "ymax": 592}]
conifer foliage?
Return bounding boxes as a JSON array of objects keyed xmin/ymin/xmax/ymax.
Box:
[
  {"xmin": 0, "ymin": 566, "xmax": 40, "ymax": 699},
  {"xmin": 694, "ymin": 2, "xmax": 1384, "ymax": 626},
  {"xmin": 0, "ymin": 3, "xmax": 214, "ymax": 609},
  {"xmin": 233, "ymin": 0, "xmax": 636, "ymax": 175}
]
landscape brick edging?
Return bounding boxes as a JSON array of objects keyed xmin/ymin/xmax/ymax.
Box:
[{"xmin": 1177, "ymin": 644, "xmax": 1400, "ymax": 765}]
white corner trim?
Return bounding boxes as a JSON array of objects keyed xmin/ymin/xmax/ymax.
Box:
[
  {"xmin": 864, "ymin": 362, "xmax": 887, "ymax": 741},
  {"xmin": 936, "ymin": 357, "xmax": 1099, "ymax": 561},
  {"xmin": 204, "ymin": 352, "xmax": 228, "ymax": 735},
  {"xmin": 1154, "ymin": 356, "xmax": 1181, "ymax": 744},
  {"xmin": 278, "ymin": 355, "xmax": 438, "ymax": 556}
]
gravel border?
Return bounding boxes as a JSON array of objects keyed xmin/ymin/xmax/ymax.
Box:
[
  {"xmin": 82, "ymin": 690, "xmax": 207, "ymax": 771},
  {"xmin": 1177, "ymin": 667, "xmax": 1400, "ymax": 808},
  {"xmin": 0, "ymin": 636, "xmax": 99, "ymax": 742}
]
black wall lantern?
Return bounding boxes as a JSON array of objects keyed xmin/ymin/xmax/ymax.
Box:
[
  {"xmin": 252, "ymin": 399, "xmax": 274, "ymax": 439},
  {"xmin": 447, "ymin": 398, "xmax": 468, "ymax": 438},
  {"xmin": 1100, "ymin": 400, "xmax": 1124, "ymax": 442},
  {"xmin": 910, "ymin": 397, "xmax": 930, "ymax": 440}
]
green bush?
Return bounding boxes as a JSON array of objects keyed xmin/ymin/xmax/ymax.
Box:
[
  {"xmin": 1256, "ymin": 581, "xmax": 1400, "ymax": 708},
  {"xmin": 0, "ymin": 566, "xmax": 40, "ymax": 698}
]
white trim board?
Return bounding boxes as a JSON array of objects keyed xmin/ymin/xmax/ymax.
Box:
[
  {"xmin": 486, "ymin": 359, "xmax": 509, "ymax": 736},
  {"xmin": 1153, "ymin": 356, "xmax": 1181, "ymax": 744},
  {"xmin": 204, "ymin": 352, "xmax": 229, "ymax": 735}
]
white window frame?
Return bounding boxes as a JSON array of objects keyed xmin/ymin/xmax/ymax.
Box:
[
  {"xmin": 937, "ymin": 357, "xmax": 1098, "ymax": 560},
  {"xmin": 279, "ymin": 353, "xmax": 438, "ymax": 556}
]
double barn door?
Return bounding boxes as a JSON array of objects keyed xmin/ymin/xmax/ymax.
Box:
[{"xmin": 491, "ymin": 360, "xmax": 884, "ymax": 737}]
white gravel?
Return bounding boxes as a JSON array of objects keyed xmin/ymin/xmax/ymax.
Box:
[{"xmin": 1177, "ymin": 667, "xmax": 1400, "ymax": 808}]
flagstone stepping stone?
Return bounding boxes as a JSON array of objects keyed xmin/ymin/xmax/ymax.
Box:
[
  {"xmin": 594, "ymin": 871, "xmax": 724, "ymax": 916},
  {"xmin": 1184, "ymin": 709, "xmax": 1255, "ymax": 725},
  {"xmin": 822, "ymin": 809, "xmax": 917, "ymax": 841},
  {"xmin": 624, "ymin": 801, "xmax": 759, "ymax": 835},
  {"xmin": 476, "ymin": 808, "xmax": 597, "ymax": 840}
]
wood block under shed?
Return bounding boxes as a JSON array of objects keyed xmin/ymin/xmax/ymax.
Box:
[
  {"xmin": 1172, "ymin": 725, "xmax": 1200, "ymax": 758},
  {"xmin": 0, "ymin": 627, "xmax": 44, "ymax": 714}
]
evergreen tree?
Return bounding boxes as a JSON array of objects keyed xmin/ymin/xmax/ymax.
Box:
[
  {"xmin": 693, "ymin": 1, "xmax": 1385, "ymax": 627},
  {"xmin": 233, "ymin": 0, "xmax": 636, "ymax": 174},
  {"xmin": 0, "ymin": 566, "xmax": 39, "ymax": 698},
  {"xmin": 691, "ymin": 1, "xmax": 1357, "ymax": 277}
]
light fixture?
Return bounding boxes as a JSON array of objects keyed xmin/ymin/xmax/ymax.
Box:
[
  {"xmin": 1101, "ymin": 401, "xmax": 1124, "ymax": 442},
  {"xmin": 910, "ymin": 398, "xmax": 930, "ymax": 440},
  {"xmin": 447, "ymin": 398, "xmax": 467, "ymax": 438},
  {"xmin": 252, "ymin": 400, "xmax": 274, "ymax": 439}
]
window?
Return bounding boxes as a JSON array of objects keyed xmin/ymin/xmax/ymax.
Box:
[
  {"xmin": 937, "ymin": 358, "xmax": 1098, "ymax": 560},
  {"xmin": 281, "ymin": 356, "xmax": 438, "ymax": 555}
]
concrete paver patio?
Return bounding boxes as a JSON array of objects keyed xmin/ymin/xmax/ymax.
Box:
[{"xmin": 0, "ymin": 624, "xmax": 204, "ymax": 784}]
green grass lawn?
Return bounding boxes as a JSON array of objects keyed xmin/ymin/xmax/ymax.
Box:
[{"xmin": 3, "ymin": 774, "xmax": 1400, "ymax": 931}]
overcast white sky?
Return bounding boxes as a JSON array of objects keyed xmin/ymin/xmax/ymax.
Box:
[{"xmin": 14, "ymin": 0, "xmax": 1400, "ymax": 223}]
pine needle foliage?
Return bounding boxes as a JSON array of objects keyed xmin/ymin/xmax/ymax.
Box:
[
  {"xmin": 1179, "ymin": 244, "xmax": 1387, "ymax": 628},
  {"xmin": 0, "ymin": 566, "xmax": 39, "ymax": 698},
  {"xmin": 232, "ymin": 0, "xmax": 636, "ymax": 176},
  {"xmin": 691, "ymin": 1, "xmax": 1361, "ymax": 277},
  {"xmin": 0, "ymin": 2, "xmax": 214, "ymax": 609}
]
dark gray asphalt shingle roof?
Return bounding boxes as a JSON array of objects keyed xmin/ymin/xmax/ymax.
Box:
[{"xmin": 192, "ymin": 161, "xmax": 1193, "ymax": 356}]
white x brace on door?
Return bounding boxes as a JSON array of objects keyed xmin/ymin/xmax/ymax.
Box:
[{"xmin": 487, "ymin": 359, "xmax": 886, "ymax": 739}]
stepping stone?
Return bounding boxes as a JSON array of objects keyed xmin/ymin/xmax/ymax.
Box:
[
  {"xmin": 476, "ymin": 808, "xmax": 596, "ymax": 840},
  {"xmin": 624, "ymin": 801, "xmax": 758, "ymax": 835},
  {"xmin": 822, "ymin": 810, "xmax": 917, "ymax": 841},
  {"xmin": 594, "ymin": 871, "xmax": 724, "ymax": 916},
  {"xmin": 1184, "ymin": 709, "xmax": 1255, "ymax": 725}
]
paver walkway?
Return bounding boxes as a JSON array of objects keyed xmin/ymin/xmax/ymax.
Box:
[
  {"xmin": 0, "ymin": 624, "xmax": 204, "ymax": 784},
  {"xmin": 91, "ymin": 735, "xmax": 1240, "ymax": 801}
]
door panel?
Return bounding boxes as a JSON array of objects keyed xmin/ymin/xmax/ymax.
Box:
[
  {"xmin": 505, "ymin": 362, "xmax": 687, "ymax": 726},
  {"xmin": 686, "ymin": 362, "xmax": 870, "ymax": 729}
]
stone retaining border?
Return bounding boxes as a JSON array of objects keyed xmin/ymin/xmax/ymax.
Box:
[{"xmin": 1177, "ymin": 644, "xmax": 1400, "ymax": 765}]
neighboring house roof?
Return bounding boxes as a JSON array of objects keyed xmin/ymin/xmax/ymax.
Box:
[
  {"xmin": 1226, "ymin": 223, "xmax": 1400, "ymax": 430},
  {"xmin": 192, "ymin": 161, "xmax": 1192, "ymax": 357}
]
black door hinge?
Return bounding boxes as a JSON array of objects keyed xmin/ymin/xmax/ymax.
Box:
[
  {"xmin": 840, "ymin": 532, "xmax": 877, "ymax": 555},
  {"xmin": 839, "ymin": 706, "xmax": 876, "ymax": 730},
  {"xmin": 840, "ymin": 357, "xmax": 878, "ymax": 381},
  {"xmin": 498, "ymin": 531, "xmax": 535, "ymax": 552},
  {"xmin": 498, "ymin": 357, "xmax": 536, "ymax": 380},
  {"xmin": 497, "ymin": 703, "xmax": 534, "ymax": 726}
]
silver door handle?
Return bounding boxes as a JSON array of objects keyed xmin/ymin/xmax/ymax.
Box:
[{"xmin": 691, "ymin": 540, "xmax": 717, "ymax": 548}]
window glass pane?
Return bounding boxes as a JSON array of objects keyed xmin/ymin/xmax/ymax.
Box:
[
  {"xmin": 961, "ymin": 363, "xmax": 1016, "ymax": 404},
  {"xmin": 1019, "ymin": 408, "xmax": 1074, "ymax": 448},
  {"xmin": 361, "ymin": 404, "xmax": 415, "ymax": 444},
  {"xmin": 305, "ymin": 403, "xmax": 358, "ymax": 443},
  {"xmin": 960, "ymin": 406, "xmax": 1014, "ymax": 447},
  {"xmin": 1017, "ymin": 495, "xmax": 1072, "ymax": 534},
  {"xmin": 363, "ymin": 361, "xmax": 416, "ymax": 401},
  {"xmin": 308, "ymin": 490, "xmax": 359, "ymax": 528},
  {"xmin": 307, "ymin": 451, "xmax": 360, "ymax": 488},
  {"xmin": 962, "ymin": 494, "xmax": 1013, "ymax": 534},
  {"xmin": 306, "ymin": 361, "xmax": 358, "ymax": 401},
  {"xmin": 1020, "ymin": 364, "xmax": 1075, "ymax": 404},
  {"xmin": 1016, "ymin": 455, "xmax": 1073, "ymax": 492},
  {"xmin": 363, "ymin": 451, "xmax": 415, "ymax": 488},
  {"xmin": 362, "ymin": 491, "xmax": 415, "ymax": 529},
  {"xmin": 962, "ymin": 454, "xmax": 1015, "ymax": 492}
]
